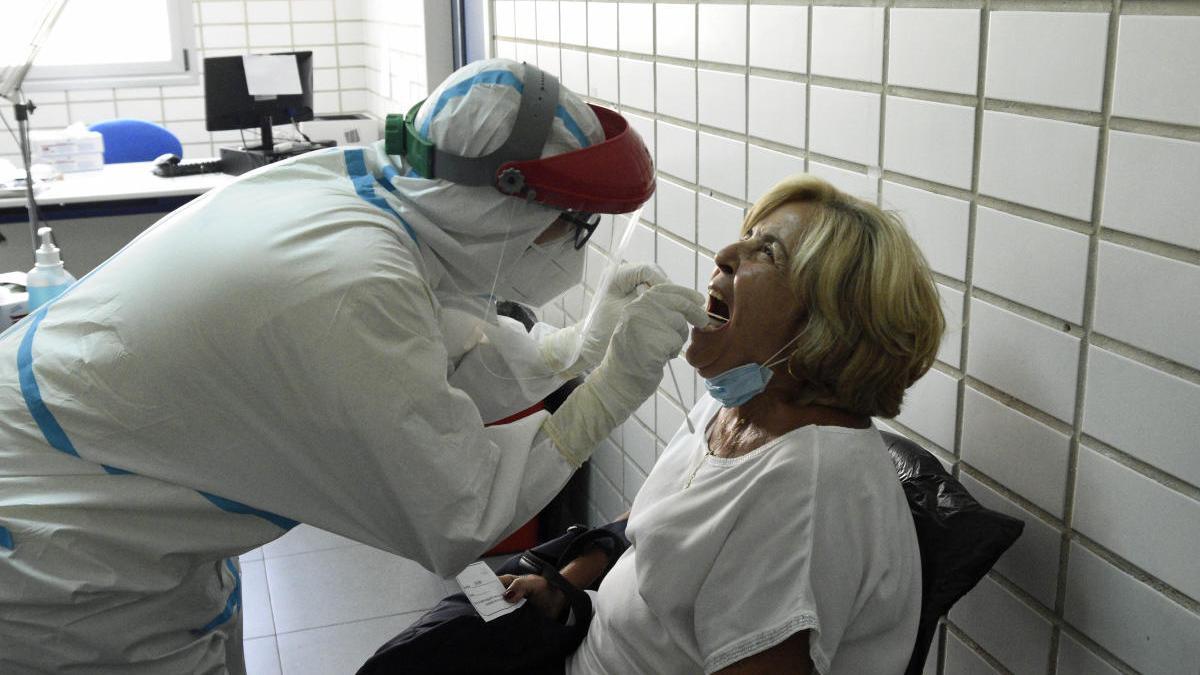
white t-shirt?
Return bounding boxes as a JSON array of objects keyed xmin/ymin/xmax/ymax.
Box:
[{"xmin": 567, "ymin": 395, "xmax": 921, "ymax": 675}]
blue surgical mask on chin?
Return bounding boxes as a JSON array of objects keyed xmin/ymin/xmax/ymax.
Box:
[{"xmin": 703, "ymin": 334, "xmax": 802, "ymax": 408}]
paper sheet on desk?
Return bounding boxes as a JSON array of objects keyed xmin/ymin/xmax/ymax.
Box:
[
  {"xmin": 0, "ymin": 183, "xmax": 45, "ymax": 198},
  {"xmin": 242, "ymin": 54, "xmax": 302, "ymax": 97},
  {"xmin": 456, "ymin": 561, "xmax": 525, "ymax": 621}
]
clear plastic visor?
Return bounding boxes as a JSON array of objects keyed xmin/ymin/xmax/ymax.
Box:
[{"xmin": 468, "ymin": 203, "xmax": 643, "ymax": 383}]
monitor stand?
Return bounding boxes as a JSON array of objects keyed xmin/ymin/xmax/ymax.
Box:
[{"xmin": 253, "ymin": 115, "xmax": 275, "ymax": 154}]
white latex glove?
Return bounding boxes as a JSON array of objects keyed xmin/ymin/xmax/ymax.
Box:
[
  {"xmin": 539, "ymin": 263, "xmax": 670, "ymax": 376},
  {"xmin": 542, "ymin": 283, "xmax": 707, "ymax": 466}
]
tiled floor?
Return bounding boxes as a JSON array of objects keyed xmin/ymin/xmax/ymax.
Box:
[{"xmin": 239, "ymin": 525, "xmax": 465, "ymax": 675}]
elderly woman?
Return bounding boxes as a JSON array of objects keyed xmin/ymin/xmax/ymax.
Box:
[{"xmin": 363, "ymin": 174, "xmax": 945, "ymax": 674}]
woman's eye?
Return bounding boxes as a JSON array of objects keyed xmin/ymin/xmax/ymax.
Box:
[{"xmin": 761, "ymin": 242, "xmax": 775, "ymax": 259}]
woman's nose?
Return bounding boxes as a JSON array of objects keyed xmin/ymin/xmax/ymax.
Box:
[{"xmin": 713, "ymin": 241, "xmax": 742, "ymax": 276}]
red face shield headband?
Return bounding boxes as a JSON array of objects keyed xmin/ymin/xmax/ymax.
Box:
[{"xmin": 384, "ymin": 63, "xmax": 655, "ymax": 214}]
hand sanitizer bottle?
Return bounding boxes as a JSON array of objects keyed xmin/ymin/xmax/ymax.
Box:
[{"xmin": 27, "ymin": 227, "xmax": 76, "ymax": 311}]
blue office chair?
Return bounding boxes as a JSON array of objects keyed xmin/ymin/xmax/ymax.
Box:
[{"xmin": 88, "ymin": 119, "xmax": 183, "ymax": 164}]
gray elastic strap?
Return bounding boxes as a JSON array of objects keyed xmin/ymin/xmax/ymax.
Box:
[{"xmin": 432, "ymin": 62, "xmax": 559, "ymax": 187}]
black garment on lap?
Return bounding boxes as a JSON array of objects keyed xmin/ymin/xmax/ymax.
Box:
[{"xmin": 357, "ymin": 520, "xmax": 629, "ymax": 675}]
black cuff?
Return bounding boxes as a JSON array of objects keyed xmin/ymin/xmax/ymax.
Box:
[
  {"xmin": 558, "ymin": 525, "xmax": 629, "ymax": 574},
  {"xmin": 517, "ymin": 552, "xmax": 592, "ymax": 626}
]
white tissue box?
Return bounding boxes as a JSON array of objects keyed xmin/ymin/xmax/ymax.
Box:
[
  {"xmin": 0, "ymin": 291, "xmax": 28, "ymax": 328},
  {"xmin": 29, "ymin": 128, "xmax": 106, "ymax": 173},
  {"xmin": 29, "ymin": 129, "xmax": 104, "ymax": 156},
  {"xmin": 0, "ymin": 272, "xmax": 29, "ymax": 327},
  {"xmin": 35, "ymin": 154, "xmax": 105, "ymax": 173}
]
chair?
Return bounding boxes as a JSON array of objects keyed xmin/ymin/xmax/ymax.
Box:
[
  {"xmin": 88, "ymin": 119, "xmax": 183, "ymax": 164},
  {"xmin": 880, "ymin": 431, "xmax": 1025, "ymax": 675}
]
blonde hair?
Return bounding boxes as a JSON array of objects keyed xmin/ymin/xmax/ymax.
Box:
[{"xmin": 742, "ymin": 175, "xmax": 944, "ymax": 418}]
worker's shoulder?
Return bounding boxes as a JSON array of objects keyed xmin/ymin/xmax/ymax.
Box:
[
  {"xmin": 213, "ymin": 147, "xmax": 369, "ymax": 203},
  {"xmin": 195, "ymin": 151, "xmax": 410, "ymax": 237}
]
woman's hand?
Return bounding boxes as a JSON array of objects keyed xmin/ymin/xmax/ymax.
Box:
[{"xmin": 499, "ymin": 574, "xmax": 569, "ymax": 620}]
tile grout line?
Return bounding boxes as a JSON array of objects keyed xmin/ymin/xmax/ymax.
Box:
[
  {"xmin": 944, "ymin": 622, "xmax": 1016, "ymax": 674},
  {"xmin": 743, "ymin": 2, "xmax": 752, "ymax": 218},
  {"xmin": 876, "ymin": 2, "xmax": 891, "ymax": 209},
  {"xmin": 268, "ymin": 606, "xmax": 433, "ymax": 640},
  {"xmin": 953, "ymin": 1, "xmax": 988, "ymax": 479},
  {"xmin": 257, "ymin": 529, "xmax": 284, "ymax": 674},
  {"xmin": 803, "ymin": 1, "xmax": 813, "ymax": 174},
  {"xmin": 259, "ymin": 537, "xmax": 285, "ymax": 674},
  {"xmin": 1048, "ymin": 2, "xmax": 1121, "ymax": 670},
  {"xmin": 649, "ymin": 0, "xmax": 664, "ymax": 510},
  {"xmin": 942, "ymin": 1, "xmax": 988, "ymax": 670}
]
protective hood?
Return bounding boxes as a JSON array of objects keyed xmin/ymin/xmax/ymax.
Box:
[{"xmin": 377, "ymin": 58, "xmax": 605, "ymax": 308}]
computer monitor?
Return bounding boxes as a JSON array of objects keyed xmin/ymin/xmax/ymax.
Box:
[{"xmin": 203, "ymin": 50, "xmax": 313, "ymax": 154}]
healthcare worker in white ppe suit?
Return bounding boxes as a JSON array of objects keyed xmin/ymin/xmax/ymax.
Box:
[{"xmin": 0, "ymin": 58, "xmax": 707, "ymax": 673}]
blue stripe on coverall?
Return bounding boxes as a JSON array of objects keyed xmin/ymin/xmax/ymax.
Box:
[
  {"xmin": 195, "ymin": 558, "xmax": 242, "ymax": 634},
  {"xmin": 377, "ymin": 163, "xmax": 400, "ymax": 192},
  {"xmin": 198, "ymin": 492, "xmax": 298, "ymax": 531},
  {"xmin": 17, "ymin": 309, "xmax": 128, "ymax": 475},
  {"xmin": 418, "ymin": 69, "xmax": 592, "ymax": 149},
  {"xmin": 10, "ymin": 191, "xmax": 302, "ymax": 636},
  {"xmin": 344, "ymin": 147, "xmax": 419, "ymax": 244},
  {"xmin": 16, "ymin": 306, "xmax": 300, "ymax": 532},
  {"xmin": 15, "ymin": 306, "xmax": 269, "ymax": 633}
]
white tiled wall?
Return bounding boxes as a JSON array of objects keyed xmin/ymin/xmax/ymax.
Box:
[
  {"xmin": 493, "ymin": 2, "xmax": 1200, "ymax": 673},
  {"xmin": 359, "ymin": 0, "xmax": 431, "ymax": 123},
  {"xmin": 0, "ymin": 0, "xmax": 371, "ymax": 165}
]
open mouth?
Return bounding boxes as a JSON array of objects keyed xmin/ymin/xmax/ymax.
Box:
[{"xmin": 699, "ymin": 287, "xmax": 731, "ymax": 332}]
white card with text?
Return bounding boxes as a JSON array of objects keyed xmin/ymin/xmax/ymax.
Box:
[{"xmin": 455, "ymin": 561, "xmax": 525, "ymax": 621}]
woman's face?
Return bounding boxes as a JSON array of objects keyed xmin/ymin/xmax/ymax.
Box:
[{"xmin": 686, "ymin": 201, "xmax": 810, "ymax": 378}]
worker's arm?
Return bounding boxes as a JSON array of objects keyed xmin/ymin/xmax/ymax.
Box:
[
  {"xmin": 289, "ymin": 263, "xmax": 694, "ymax": 577},
  {"xmin": 279, "ymin": 268, "xmax": 577, "ymax": 576},
  {"xmin": 444, "ymin": 309, "xmax": 566, "ymax": 423}
]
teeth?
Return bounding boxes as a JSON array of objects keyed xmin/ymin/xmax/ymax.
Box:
[{"xmin": 708, "ymin": 287, "xmax": 725, "ymax": 303}]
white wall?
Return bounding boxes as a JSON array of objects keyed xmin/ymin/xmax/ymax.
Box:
[
  {"xmin": 494, "ymin": 2, "xmax": 1200, "ymax": 674},
  {"xmin": 361, "ymin": 0, "xmax": 450, "ymax": 123},
  {"xmin": 0, "ymin": 0, "xmax": 454, "ymax": 164},
  {"xmin": 0, "ymin": 0, "xmax": 372, "ymax": 165}
]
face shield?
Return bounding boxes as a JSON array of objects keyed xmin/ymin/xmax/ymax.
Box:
[{"xmin": 386, "ymin": 60, "xmax": 652, "ymax": 382}]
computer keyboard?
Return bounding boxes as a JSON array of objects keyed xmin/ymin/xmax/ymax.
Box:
[{"xmin": 153, "ymin": 158, "xmax": 225, "ymax": 177}]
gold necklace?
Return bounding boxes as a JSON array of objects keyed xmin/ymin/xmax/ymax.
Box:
[
  {"xmin": 683, "ymin": 446, "xmax": 714, "ymax": 489},
  {"xmin": 686, "ymin": 413, "xmax": 735, "ymax": 488}
]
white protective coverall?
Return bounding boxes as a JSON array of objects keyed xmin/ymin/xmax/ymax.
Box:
[{"xmin": 0, "ymin": 59, "xmax": 612, "ymax": 673}]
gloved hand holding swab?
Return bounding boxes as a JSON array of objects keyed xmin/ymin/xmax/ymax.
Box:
[
  {"xmin": 544, "ymin": 283, "xmax": 707, "ymax": 463},
  {"xmin": 632, "ymin": 279, "xmax": 701, "ymax": 434}
]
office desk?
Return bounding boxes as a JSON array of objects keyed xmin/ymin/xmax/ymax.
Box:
[{"xmin": 0, "ymin": 161, "xmax": 235, "ymax": 274}]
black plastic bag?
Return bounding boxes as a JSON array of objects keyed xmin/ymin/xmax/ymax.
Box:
[{"xmin": 881, "ymin": 432, "xmax": 1025, "ymax": 675}]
